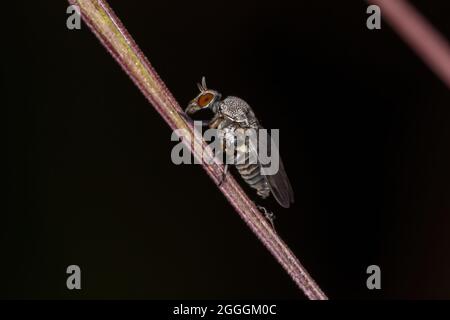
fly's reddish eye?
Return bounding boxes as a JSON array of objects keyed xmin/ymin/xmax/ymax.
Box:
[{"xmin": 197, "ymin": 93, "xmax": 214, "ymax": 107}]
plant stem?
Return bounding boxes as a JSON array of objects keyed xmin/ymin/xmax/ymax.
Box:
[{"xmin": 68, "ymin": 0, "xmax": 327, "ymax": 300}]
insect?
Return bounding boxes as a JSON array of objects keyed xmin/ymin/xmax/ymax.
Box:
[{"xmin": 184, "ymin": 77, "xmax": 294, "ymax": 211}]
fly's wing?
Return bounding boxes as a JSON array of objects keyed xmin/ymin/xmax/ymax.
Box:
[
  {"xmin": 266, "ymin": 156, "xmax": 295, "ymax": 208},
  {"xmin": 245, "ymin": 126, "xmax": 295, "ymax": 208}
]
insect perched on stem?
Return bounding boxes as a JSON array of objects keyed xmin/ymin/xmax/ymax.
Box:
[{"xmin": 184, "ymin": 77, "xmax": 294, "ymax": 221}]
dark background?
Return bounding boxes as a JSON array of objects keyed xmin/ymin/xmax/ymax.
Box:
[{"xmin": 3, "ymin": 0, "xmax": 450, "ymax": 299}]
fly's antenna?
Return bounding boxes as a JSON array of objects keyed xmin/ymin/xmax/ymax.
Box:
[{"xmin": 197, "ymin": 76, "xmax": 208, "ymax": 92}]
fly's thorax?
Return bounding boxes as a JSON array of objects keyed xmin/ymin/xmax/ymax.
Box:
[{"xmin": 217, "ymin": 97, "xmax": 252, "ymax": 124}]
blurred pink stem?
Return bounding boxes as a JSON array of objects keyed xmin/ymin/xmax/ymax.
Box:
[{"xmin": 367, "ymin": 0, "xmax": 450, "ymax": 88}]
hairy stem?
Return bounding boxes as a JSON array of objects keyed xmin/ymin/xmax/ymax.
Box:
[{"xmin": 68, "ymin": 0, "xmax": 327, "ymax": 300}]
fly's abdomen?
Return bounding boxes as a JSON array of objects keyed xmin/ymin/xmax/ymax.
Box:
[
  {"xmin": 236, "ymin": 162, "xmax": 270, "ymax": 199},
  {"xmin": 216, "ymin": 117, "xmax": 271, "ymax": 199}
]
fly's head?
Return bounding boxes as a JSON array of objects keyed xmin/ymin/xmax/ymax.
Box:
[{"xmin": 186, "ymin": 76, "xmax": 221, "ymax": 115}]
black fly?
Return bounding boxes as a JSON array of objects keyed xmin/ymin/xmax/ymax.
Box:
[{"xmin": 184, "ymin": 77, "xmax": 294, "ymax": 225}]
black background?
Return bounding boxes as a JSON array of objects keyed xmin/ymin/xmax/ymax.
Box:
[{"xmin": 3, "ymin": 1, "xmax": 450, "ymax": 299}]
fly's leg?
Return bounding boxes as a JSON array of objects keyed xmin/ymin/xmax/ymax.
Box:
[
  {"xmin": 177, "ymin": 111, "xmax": 211, "ymax": 127},
  {"xmin": 217, "ymin": 120, "xmax": 231, "ymax": 187},
  {"xmin": 201, "ymin": 120, "xmax": 211, "ymax": 127},
  {"xmin": 208, "ymin": 113, "xmax": 222, "ymax": 129},
  {"xmin": 218, "ymin": 164, "xmax": 228, "ymax": 187},
  {"xmin": 257, "ymin": 205, "xmax": 276, "ymax": 230}
]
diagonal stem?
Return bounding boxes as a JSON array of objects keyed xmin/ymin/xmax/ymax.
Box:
[
  {"xmin": 367, "ymin": 0, "xmax": 450, "ymax": 88},
  {"xmin": 68, "ymin": 0, "xmax": 327, "ymax": 300}
]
